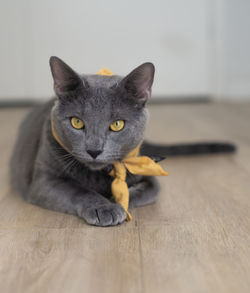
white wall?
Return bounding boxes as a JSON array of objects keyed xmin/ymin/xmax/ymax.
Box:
[
  {"xmin": 214, "ymin": 0, "xmax": 250, "ymax": 100},
  {"xmin": 0, "ymin": 0, "xmax": 33, "ymax": 98},
  {"xmin": 1, "ymin": 0, "xmax": 249, "ymax": 101},
  {"xmin": 0, "ymin": 0, "xmax": 211, "ymax": 100}
]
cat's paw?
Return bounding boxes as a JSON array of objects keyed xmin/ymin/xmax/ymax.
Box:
[{"xmin": 83, "ymin": 203, "xmax": 127, "ymax": 227}]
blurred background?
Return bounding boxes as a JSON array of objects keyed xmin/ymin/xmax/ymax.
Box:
[{"xmin": 1, "ymin": 0, "xmax": 250, "ymax": 103}]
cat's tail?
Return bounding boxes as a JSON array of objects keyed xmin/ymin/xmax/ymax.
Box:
[{"xmin": 140, "ymin": 141, "xmax": 236, "ymax": 158}]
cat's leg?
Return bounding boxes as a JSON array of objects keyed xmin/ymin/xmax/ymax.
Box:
[
  {"xmin": 26, "ymin": 173, "xmax": 126, "ymax": 226},
  {"xmin": 128, "ymin": 176, "xmax": 160, "ymax": 208}
]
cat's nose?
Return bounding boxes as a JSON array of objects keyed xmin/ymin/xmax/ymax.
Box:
[{"xmin": 87, "ymin": 149, "xmax": 102, "ymax": 159}]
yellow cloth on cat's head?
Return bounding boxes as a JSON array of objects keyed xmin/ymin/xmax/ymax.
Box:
[
  {"xmin": 51, "ymin": 67, "xmax": 168, "ymax": 222},
  {"xmin": 96, "ymin": 67, "xmax": 114, "ymax": 76}
]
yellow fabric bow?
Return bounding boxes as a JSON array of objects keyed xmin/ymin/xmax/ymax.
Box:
[{"xmin": 109, "ymin": 145, "xmax": 168, "ymax": 221}]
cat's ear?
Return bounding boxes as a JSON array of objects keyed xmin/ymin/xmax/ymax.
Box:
[
  {"xmin": 49, "ymin": 56, "xmax": 87, "ymax": 97},
  {"xmin": 120, "ymin": 62, "xmax": 155, "ymax": 105}
]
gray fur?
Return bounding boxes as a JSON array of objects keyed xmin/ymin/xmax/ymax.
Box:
[{"xmin": 10, "ymin": 57, "xmax": 159, "ymax": 226}]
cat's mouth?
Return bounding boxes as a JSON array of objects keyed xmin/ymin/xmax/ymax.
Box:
[
  {"xmin": 73, "ymin": 152, "xmax": 122, "ymax": 171},
  {"xmin": 85, "ymin": 161, "xmax": 110, "ymax": 171},
  {"xmin": 71, "ymin": 152, "xmax": 113, "ymax": 170},
  {"xmin": 75, "ymin": 157, "xmax": 113, "ymax": 171}
]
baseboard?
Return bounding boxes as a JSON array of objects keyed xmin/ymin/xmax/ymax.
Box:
[
  {"xmin": 149, "ymin": 95, "xmax": 211, "ymax": 105},
  {"xmin": 0, "ymin": 99, "xmax": 40, "ymax": 108},
  {"xmin": 0, "ymin": 96, "xmax": 212, "ymax": 108}
]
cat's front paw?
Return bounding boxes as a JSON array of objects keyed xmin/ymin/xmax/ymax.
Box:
[{"xmin": 83, "ymin": 203, "xmax": 127, "ymax": 227}]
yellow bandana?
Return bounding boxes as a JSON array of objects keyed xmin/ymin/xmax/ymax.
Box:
[
  {"xmin": 109, "ymin": 145, "xmax": 168, "ymax": 221},
  {"xmin": 51, "ymin": 67, "xmax": 168, "ymax": 222}
]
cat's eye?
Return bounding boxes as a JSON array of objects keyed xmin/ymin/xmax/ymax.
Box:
[
  {"xmin": 110, "ymin": 120, "xmax": 125, "ymax": 132},
  {"xmin": 71, "ymin": 117, "xmax": 85, "ymax": 129}
]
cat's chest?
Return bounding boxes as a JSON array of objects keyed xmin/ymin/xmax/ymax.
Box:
[
  {"xmin": 66, "ymin": 166, "xmax": 141, "ymax": 196},
  {"xmin": 68, "ymin": 167, "xmax": 113, "ymax": 195}
]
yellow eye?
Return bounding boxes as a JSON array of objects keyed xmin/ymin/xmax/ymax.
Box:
[
  {"xmin": 71, "ymin": 117, "xmax": 85, "ymax": 129},
  {"xmin": 110, "ymin": 120, "xmax": 125, "ymax": 132}
]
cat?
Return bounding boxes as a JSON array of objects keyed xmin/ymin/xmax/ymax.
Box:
[{"xmin": 10, "ymin": 56, "xmax": 235, "ymax": 226}]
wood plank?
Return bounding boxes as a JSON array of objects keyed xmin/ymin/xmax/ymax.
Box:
[{"xmin": 0, "ymin": 223, "xmax": 142, "ymax": 293}]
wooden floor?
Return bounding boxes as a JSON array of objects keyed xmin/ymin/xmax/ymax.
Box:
[{"xmin": 0, "ymin": 102, "xmax": 250, "ymax": 293}]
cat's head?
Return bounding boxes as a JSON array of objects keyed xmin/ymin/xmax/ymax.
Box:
[{"xmin": 50, "ymin": 56, "xmax": 154, "ymax": 170}]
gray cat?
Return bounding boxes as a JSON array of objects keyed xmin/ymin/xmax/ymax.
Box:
[
  {"xmin": 10, "ymin": 57, "xmax": 160, "ymax": 226},
  {"xmin": 10, "ymin": 57, "xmax": 235, "ymax": 226}
]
